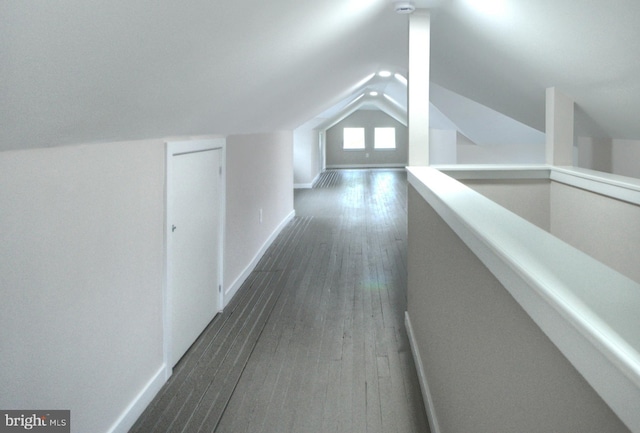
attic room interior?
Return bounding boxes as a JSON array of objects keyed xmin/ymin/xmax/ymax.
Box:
[{"xmin": 2, "ymin": 1, "xmax": 640, "ymax": 432}]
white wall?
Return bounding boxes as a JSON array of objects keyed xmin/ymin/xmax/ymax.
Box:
[
  {"xmin": 457, "ymin": 142, "xmax": 545, "ymax": 164},
  {"xmin": 550, "ymin": 181, "xmax": 640, "ymax": 284},
  {"xmin": 326, "ymin": 110, "xmax": 408, "ymax": 168},
  {"xmin": 225, "ymin": 131, "xmax": 295, "ymax": 293},
  {"xmin": 575, "ymin": 137, "xmax": 640, "ymax": 180},
  {"xmin": 451, "ymin": 173, "xmax": 640, "ymax": 284},
  {"xmin": 293, "ymin": 127, "xmax": 321, "ymax": 188},
  {"xmin": 576, "ymin": 136, "xmax": 613, "ymax": 173},
  {"xmin": 612, "ymin": 139, "xmax": 640, "ymax": 179},
  {"xmin": 461, "ymin": 179, "xmax": 550, "ymax": 231},
  {"xmin": 429, "ymin": 129, "xmax": 457, "ymax": 164},
  {"xmin": 407, "ymin": 185, "xmax": 630, "ymax": 433},
  {"xmin": 0, "ymin": 130, "xmax": 296, "ymax": 433},
  {"xmin": 0, "ymin": 140, "xmax": 166, "ymax": 433}
]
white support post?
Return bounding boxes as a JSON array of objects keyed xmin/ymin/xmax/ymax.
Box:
[
  {"xmin": 546, "ymin": 87, "xmax": 574, "ymax": 166},
  {"xmin": 408, "ymin": 9, "xmax": 431, "ymax": 166}
]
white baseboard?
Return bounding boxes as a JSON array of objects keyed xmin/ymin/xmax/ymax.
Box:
[
  {"xmin": 224, "ymin": 209, "xmax": 296, "ymax": 307},
  {"xmin": 107, "ymin": 363, "xmax": 170, "ymax": 433},
  {"xmin": 294, "ymin": 171, "xmax": 322, "ymax": 189},
  {"xmin": 405, "ymin": 311, "xmax": 441, "ymax": 433},
  {"xmin": 326, "ymin": 163, "xmax": 406, "ymax": 169}
]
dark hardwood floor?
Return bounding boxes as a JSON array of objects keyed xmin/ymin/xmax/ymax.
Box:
[{"xmin": 130, "ymin": 169, "xmax": 429, "ymax": 433}]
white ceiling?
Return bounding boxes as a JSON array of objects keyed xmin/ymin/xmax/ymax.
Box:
[
  {"xmin": 2, "ymin": 0, "xmax": 640, "ymax": 151},
  {"xmin": 430, "ymin": 0, "xmax": 640, "ymax": 139}
]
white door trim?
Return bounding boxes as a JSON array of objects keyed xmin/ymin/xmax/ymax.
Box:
[{"xmin": 164, "ymin": 137, "xmax": 226, "ymax": 376}]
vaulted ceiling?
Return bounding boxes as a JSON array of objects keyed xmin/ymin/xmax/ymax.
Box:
[{"xmin": 2, "ymin": 0, "xmax": 640, "ymax": 151}]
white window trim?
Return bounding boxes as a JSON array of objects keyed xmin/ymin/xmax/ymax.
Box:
[
  {"xmin": 343, "ymin": 127, "xmax": 366, "ymax": 150},
  {"xmin": 374, "ymin": 127, "xmax": 396, "ymax": 150}
]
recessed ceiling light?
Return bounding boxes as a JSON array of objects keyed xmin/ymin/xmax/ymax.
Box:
[
  {"xmin": 393, "ymin": 1, "xmax": 416, "ymax": 14},
  {"xmin": 394, "ymin": 73, "xmax": 407, "ymax": 85},
  {"xmin": 369, "ymin": 91, "xmax": 379, "ymax": 96},
  {"xmin": 378, "ymin": 70, "xmax": 392, "ymax": 78}
]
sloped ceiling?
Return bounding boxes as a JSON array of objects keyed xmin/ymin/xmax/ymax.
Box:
[
  {"xmin": 0, "ymin": 0, "xmax": 408, "ymax": 150},
  {"xmin": 429, "ymin": 0, "xmax": 640, "ymax": 140},
  {"xmin": 2, "ymin": 0, "xmax": 640, "ymax": 151},
  {"xmin": 302, "ymin": 75, "xmax": 544, "ymax": 148},
  {"xmin": 298, "ymin": 71, "xmax": 409, "ymax": 131},
  {"xmin": 430, "ymin": 83, "xmax": 544, "ymax": 145}
]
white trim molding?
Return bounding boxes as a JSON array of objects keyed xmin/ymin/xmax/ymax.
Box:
[
  {"xmin": 224, "ymin": 209, "xmax": 296, "ymax": 307},
  {"xmin": 295, "ymin": 171, "xmax": 322, "ymax": 189},
  {"xmin": 432, "ymin": 164, "xmax": 551, "ymax": 180},
  {"xmin": 405, "ymin": 312, "xmax": 441, "ymax": 433},
  {"xmin": 551, "ymin": 165, "xmax": 640, "ymax": 205},
  {"xmin": 107, "ymin": 364, "xmax": 169, "ymax": 433},
  {"xmin": 294, "ymin": 183, "xmax": 314, "ymax": 189},
  {"xmin": 407, "ymin": 165, "xmax": 640, "ymax": 432},
  {"xmin": 326, "ymin": 163, "xmax": 406, "ymax": 169},
  {"xmin": 433, "ymin": 164, "xmax": 640, "ymax": 206}
]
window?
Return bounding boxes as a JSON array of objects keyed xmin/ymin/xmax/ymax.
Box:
[
  {"xmin": 374, "ymin": 127, "xmax": 396, "ymax": 149},
  {"xmin": 343, "ymin": 127, "xmax": 365, "ymax": 150}
]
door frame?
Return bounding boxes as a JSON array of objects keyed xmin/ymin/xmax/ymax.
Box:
[
  {"xmin": 320, "ymin": 130, "xmax": 326, "ymax": 172},
  {"xmin": 164, "ymin": 137, "xmax": 226, "ymax": 376}
]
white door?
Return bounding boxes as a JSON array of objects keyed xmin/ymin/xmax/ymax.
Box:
[{"xmin": 169, "ymin": 147, "xmax": 221, "ymax": 366}]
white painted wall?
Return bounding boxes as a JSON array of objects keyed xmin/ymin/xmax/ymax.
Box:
[
  {"xmin": 612, "ymin": 139, "xmax": 640, "ymax": 179},
  {"xmin": 445, "ymin": 171, "xmax": 640, "ymax": 284},
  {"xmin": 293, "ymin": 127, "xmax": 321, "ymax": 188},
  {"xmin": 225, "ymin": 131, "xmax": 295, "ymax": 295},
  {"xmin": 572, "ymin": 137, "xmax": 640, "ymax": 180},
  {"xmin": 429, "ymin": 129, "xmax": 456, "ymax": 165},
  {"xmin": 0, "ymin": 140, "xmax": 166, "ymax": 433},
  {"xmin": 326, "ymin": 110, "xmax": 408, "ymax": 168},
  {"xmin": 407, "ymin": 185, "xmax": 631, "ymax": 433},
  {"xmin": 461, "ymin": 179, "xmax": 550, "ymax": 231},
  {"xmin": 457, "ymin": 142, "xmax": 545, "ymax": 164},
  {"xmin": 0, "ymin": 130, "xmax": 296, "ymax": 433},
  {"xmin": 550, "ymin": 181, "xmax": 640, "ymax": 284},
  {"xmin": 576, "ymin": 136, "xmax": 613, "ymax": 173}
]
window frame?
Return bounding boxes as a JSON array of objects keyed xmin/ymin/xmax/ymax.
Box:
[
  {"xmin": 374, "ymin": 127, "xmax": 396, "ymax": 150},
  {"xmin": 342, "ymin": 127, "xmax": 366, "ymax": 151}
]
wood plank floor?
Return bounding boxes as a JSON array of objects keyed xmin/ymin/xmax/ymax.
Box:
[{"xmin": 130, "ymin": 169, "xmax": 429, "ymax": 433}]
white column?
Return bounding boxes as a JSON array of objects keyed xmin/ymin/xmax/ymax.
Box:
[
  {"xmin": 545, "ymin": 87, "xmax": 574, "ymax": 166},
  {"xmin": 408, "ymin": 9, "xmax": 431, "ymax": 166}
]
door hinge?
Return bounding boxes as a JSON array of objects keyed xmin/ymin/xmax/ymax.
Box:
[
  {"xmin": 218, "ymin": 284, "xmax": 222, "ymax": 293},
  {"xmin": 219, "ymin": 166, "xmax": 222, "ymax": 176}
]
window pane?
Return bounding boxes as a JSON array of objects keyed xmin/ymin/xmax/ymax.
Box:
[
  {"xmin": 374, "ymin": 127, "xmax": 396, "ymax": 149},
  {"xmin": 343, "ymin": 127, "xmax": 365, "ymax": 150}
]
